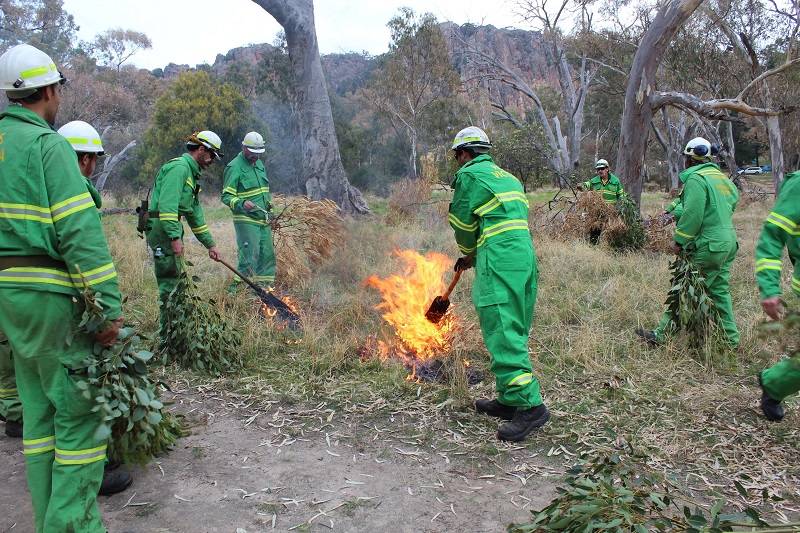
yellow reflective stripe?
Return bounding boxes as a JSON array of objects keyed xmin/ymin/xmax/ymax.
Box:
[
  {"xmin": 71, "ymin": 262, "xmax": 117, "ymax": 286},
  {"xmin": 20, "ymin": 63, "xmax": 56, "ymax": 79},
  {"xmin": 457, "ymin": 243, "xmax": 476, "ymax": 254},
  {"xmin": 64, "ymin": 137, "xmax": 102, "ymax": 147},
  {"xmin": 238, "ymin": 187, "xmax": 270, "ymax": 198},
  {"xmin": 185, "ymin": 177, "xmax": 194, "ymax": 187},
  {"xmin": 448, "ymin": 213, "xmax": 477, "ymax": 232},
  {"xmin": 675, "ymin": 230, "xmax": 694, "ymax": 239},
  {"xmin": 793, "ymin": 276, "xmax": 800, "ymax": 293},
  {"xmin": 55, "ymin": 444, "xmax": 107, "ymax": 465},
  {"xmin": 755, "ymin": 258, "xmax": 782, "ymax": 273},
  {"xmin": 0, "ymin": 203, "xmax": 53, "ymax": 223},
  {"xmin": 191, "ymin": 224, "xmax": 209, "ymax": 234},
  {"xmin": 0, "ymin": 387, "xmax": 18, "ymax": 397},
  {"xmin": 256, "ymin": 275, "xmax": 275, "ymax": 283},
  {"xmin": 51, "ymin": 193, "xmax": 95, "ymax": 222},
  {"xmin": 766, "ymin": 212, "xmax": 799, "ymax": 235},
  {"xmin": 159, "ymin": 212, "xmax": 179, "ymax": 222},
  {"xmin": 476, "ymin": 219, "xmax": 529, "ymax": 247},
  {"xmin": 0, "ymin": 267, "xmax": 73, "ymax": 287},
  {"xmin": 222, "ymin": 186, "xmax": 237, "ymax": 194},
  {"xmin": 507, "ymin": 373, "xmax": 533, "ymax": 388},
  {"xmin": 23, "ymin": 435, "xmax": 56, "ymax": 455},
  {"xmin": 232, "ymin": 215, "xmax": 268, "ymax": 225}
]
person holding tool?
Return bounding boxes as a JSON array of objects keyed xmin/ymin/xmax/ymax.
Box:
[
  {"xmin": 0, "ymin": 43, "xmax": 123, "ymax": 532},
  {"xmin": 145, "ymin": 131, "xmax": 223, "ymax": 336},
  {"xmin": 221, "ymin": 131, "xmax": 275, "ymax": 294},
  {"xmin": 448, "ymin": 126, "xmax": 549, "ymax": 442}
]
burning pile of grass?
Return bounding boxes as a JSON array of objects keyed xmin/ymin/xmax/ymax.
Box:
[{"xmin": 271, "ymin": 195, "xmax": 345, "ymax": 289}]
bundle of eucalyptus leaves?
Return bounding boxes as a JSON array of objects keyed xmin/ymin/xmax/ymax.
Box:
[
  {"xmin": 510, "ymin": 450, "xmax": 794, "ymax": 532},
  {"xmin": 160, "ymin": 259, "xmax": 243, "ymax": 375},
  {"xmin": 604, "ymin": 195, "xmax": 646, "ymax": 251},
  {"xmin": 74, "ymin": 284, "xmax": 182, "ymax": 467},
  {"xmin": 664, "ymin": 254, "xmax": 725, "ymax": 350}
]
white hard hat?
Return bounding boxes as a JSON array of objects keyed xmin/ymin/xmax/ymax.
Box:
[
  {"xmin": 188, "ymin": 130, "xmax": 223, "ymax": 158},
  {"xmin": 57, "ymin": 120, "xmax": 104, "ymax": 155},
  {"xmin": 242, "ymin": 131, "xmax": 265, "ymax": 154},
  {"xmin": 451, "ymin": 126, "xmax": 491, "ymax": 153},
  {"xmin": 0, "ymin": 44, "xmax": 65, "ymax": 99},
  {"xmin": 683, "ymin": 137, "xmax": 717, "ymax": 162},
  {"xmin": 595, "ymin": 159, "xmax": 609, "ymax": 169}
]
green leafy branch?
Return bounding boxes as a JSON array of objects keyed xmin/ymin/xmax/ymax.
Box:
[
  {"xmin": 160, "ymin": 259, "xmax": 243, "ymax": 375},
  {"xmin": 74, "ymin": 278, "xmax": 182, "ymax": 467},
  {"xmin": 510, "ymin": 450, "xmax": 800, "ymax": 533}
]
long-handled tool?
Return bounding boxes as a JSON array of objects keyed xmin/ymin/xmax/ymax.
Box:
[
  {"xmin": 425, "ymin": 268, "xmax": 464, "ymax": 324},
  {"xmin": 217, "ymin": 258, "xmax": 300, "ymax": 328}
]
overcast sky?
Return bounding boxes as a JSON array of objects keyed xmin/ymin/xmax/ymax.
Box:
[{"xmin": 61, "ymin": 0, "xmax": 523, "ymax": 70}]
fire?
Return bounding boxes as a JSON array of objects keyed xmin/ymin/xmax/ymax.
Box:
[{"xmin": 363, "ymin": 249, "xmax": 459, "ymax": 368}]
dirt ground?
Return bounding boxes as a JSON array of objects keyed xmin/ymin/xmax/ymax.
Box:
[{"xmin": 0, "ymin": 384, "xmax": 561, "ymax": 533}]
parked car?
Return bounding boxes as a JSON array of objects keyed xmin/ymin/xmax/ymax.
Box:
[{"xmin": 737, "ymin": 166, "xmax": 763, "ymax": 175}]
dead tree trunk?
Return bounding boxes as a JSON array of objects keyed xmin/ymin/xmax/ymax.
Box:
[
  {"xmin": 251, "ymin": 0, "xmax": 371, "ymax": 214},
  {"xmin": 617, "ymin": 0, "xmax": 704, "ymax": 205},
  {"xmin": 94, "ymin": 139, "xmax": 136, "ymax": 193}
]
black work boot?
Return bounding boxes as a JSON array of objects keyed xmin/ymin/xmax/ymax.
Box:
[
  {"xmin": 497, "ymin": 403, "xmax": 550, "ymax": 442},
  {"xmin": 4, "ymin": 419, "xmax": 22, "ymax": 438},
  {"xmin": 99, "ymin": 469, "xmax": 133, "ymax": 496},
  {"xmin": 634, "ymin": 327, "xmax": 661, "ymax": 347},
  {"xmin": 475, "ymin": 398, "xmax": 517, "ymax": 421},
  {"xmin": 758, "ymin": 371, "xmax": 785, "ymax": 422}
]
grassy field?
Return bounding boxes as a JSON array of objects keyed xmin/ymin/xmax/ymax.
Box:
[{"xmin": 104, "ymin": 186, "xmax": 800, "ymax": 524}]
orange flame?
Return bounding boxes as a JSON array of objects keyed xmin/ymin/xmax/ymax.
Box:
[{"xmin": 363, "ymin": 249, "xmax": 458, "ymax": 364}]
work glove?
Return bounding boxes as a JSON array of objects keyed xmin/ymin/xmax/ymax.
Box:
[{"xmin": 454, "ymin": 256, "xmax": 474, "ymax": 272}]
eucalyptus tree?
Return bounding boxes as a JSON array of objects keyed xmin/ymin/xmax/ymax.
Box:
[
  {"xmin": 251, "ymin": 0, "xmax": 371, "ymax": 214},
  {"xmin": 361, "ymin": 8, "xmax": 462, "ymax": 179}
]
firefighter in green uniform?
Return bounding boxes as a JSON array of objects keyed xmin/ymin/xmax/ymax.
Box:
[
  {"xmin": 145, "ymin": 131, "xmax": 223, "ymax": 334},
  {"xmin": 222, "ymin": 131, "xmax": 275, "ymax": 292},
  {"xmin": 0, "ymin": 328, "xmax": 22, "ymax": 437},
  {"xmin": 754, "ymin": 170, "xmax": 800, "ymax": 421},
  {"xmin": 577, "ymin": 158, "xmax": 625, "ymax": 243},
  {"xmin": 0, "ymin": 44, "xmax": 123, "ymax": 532},
  {"xmin": 636, "ymin": 137, "xmax": 739, "ymax": 347},
  {"xmin": 448, "ymin": 126, "xmax": 550, "ymax": 442}
]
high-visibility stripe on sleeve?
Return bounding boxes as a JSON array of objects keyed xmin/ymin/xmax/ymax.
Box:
[
  {"xmin": 765, "ymin": 212, "xmax": 799, "ymax": 235},
  {"xmin": 457, "ymin": 243, "xmax": 476, "ymax": 254},
  {"xmin": 448, "ymin": 213, "xmax": 477, "ymax": 232},
  {"xmin": 507, "ymin": 373, "xmax": 533, "ymax": 388},
  {"xmin": 675, "ymin": 229, "xmax": 694, "ymax": 239},
  {"xmin": 0, "ymin": 203, "xmax": 53, "ymax": 223},
  {"xmin": 159, "ymin": 212, "xmax": 179, "ymax": 222},
  {"xmin": 793, "ymin": 276, "xmax": 800, "ymax": 294},
  {"xmin": 0, "ymin": 267, "xmax": 73, "ymax": 287},
  {"xmin": 191, "ymin": 224, "xmax": 210, "ymax": 235},
  {"xmin": 71, "ymin": 262, "xmax": 117, "ymax": 286},
  {"xmin": 51, "ymin": 193, "xmax": 95, "ymax": 222},
  {"xmin": 0, "ymin": 386, "xmax": 18, "ymax": 398},
  {"xmin": 55, "ymin": 444, "xmax": 107, "ymax": 465},
  {"xmin": 23, "ymin": 435, "xmax": 56, "ymax": 455},
  {"xmin": 755, "ymin": 257, "xmax": 783, "ymax": 273},
  {"xmin": 474, "ymin": 191, "xmax": 528, "ymax": 217},
  {"xmin": 476, "ymin": 219, "xmax": 529, "ymax": 248}
]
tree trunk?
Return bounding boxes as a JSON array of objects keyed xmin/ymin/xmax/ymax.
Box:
[
  {"xmin": 251, "ymin": 0, "xmax": 371, "ymax": 214},
  {"xmin": 95, "ymin": 140, "xmax": 137, "ymax": 193},
  {"xmin": 616, "ymin": 0, "xmax": 704, "ymax": 205}
]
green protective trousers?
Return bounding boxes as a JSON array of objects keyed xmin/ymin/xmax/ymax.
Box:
[
  {"xmin": 473, "ymin": 236, "xmax": 542, "ymax": 408},
  {"xmin": 0, "ymin": 289, "xmax": 106, "ymax": 533},
  {"xmin": 0, "ymin": 332, "xmax": 22, "ymax": 423},
  {"xmin": 653, "ymin": 242, "xmax": 739, "ymax": 345},
  {"xmin": 233, "ymin": 221, "xmax": 275, "ymax": 287},
  {"xmin": 761, "ymin": 295, "xmax": 800, "ymax": 401},
  {"xmin": 146, "ymin": 218, "xmax": 183, "ymax": 334}
]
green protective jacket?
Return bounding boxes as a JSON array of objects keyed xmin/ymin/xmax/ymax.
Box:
[
  {"xmin": 221, "ymin": 153, "xmax": 271, "ymax": 224},
  {"xmin": 755, "ymin": 170, "xmax": 800, "ymax": 299},
  {"xmin": 581, "ymin": 173, "xmax": 625, "ymax": 204},
  {"xmin": 149, "ymin": 153, "xmax": 216, "ymax": 248},
  {"xmin": 449, "ymin": 154, "xmax": 543, "ymax": 408},
  {"xmin": 666, "ymin": 197, "xmax": 683, "ymax": 220},
  {"xmin": 673, "ymin": 162, "xmax": 738, "ymax": 251},
  {"xmin": 0, "ymin": 105, "xmax": 121, "ymax": 319}
]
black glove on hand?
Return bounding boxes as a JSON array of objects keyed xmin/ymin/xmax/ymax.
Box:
[{"xmin": 454, "ymin": 256, "xmax": 473, "ymax": 272}]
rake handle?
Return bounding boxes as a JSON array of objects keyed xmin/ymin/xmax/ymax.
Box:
[
  {"xmin": 440, "ymin": 268, "xmax": 463, "ymax": 302},
  {"xmin": 217, "ymin": 257, "xmax": 262, "ymax": 294}
]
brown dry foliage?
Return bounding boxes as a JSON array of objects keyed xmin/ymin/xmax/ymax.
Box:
[
  {"xmin": 271, "ymin": 195, "xmax": 346, "ymax": 289},
  {"xmin": 643, "ymin": 214, "xmax": 674, "ymax": 252},
  {"xmin": 551, "ymin": 191, "xmax": 615, "ymax": 240},
  {"xmin": 385, "ymin": 156, "xmax": 440, "ymax": 225}
]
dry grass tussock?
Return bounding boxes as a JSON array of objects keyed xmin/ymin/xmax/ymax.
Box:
[{"xmin": 104, "ymin": 191, "xmax": 800, "ymax": 520}]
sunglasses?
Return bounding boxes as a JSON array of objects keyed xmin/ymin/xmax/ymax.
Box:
[{"xmin": 453, "ymin": 149, "xmax": 463, "ymax": 160}]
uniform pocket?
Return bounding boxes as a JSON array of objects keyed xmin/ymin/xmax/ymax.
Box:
[{"xmin": 154, "ymin": 253, "xmax": 180, "ymax": 278}]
